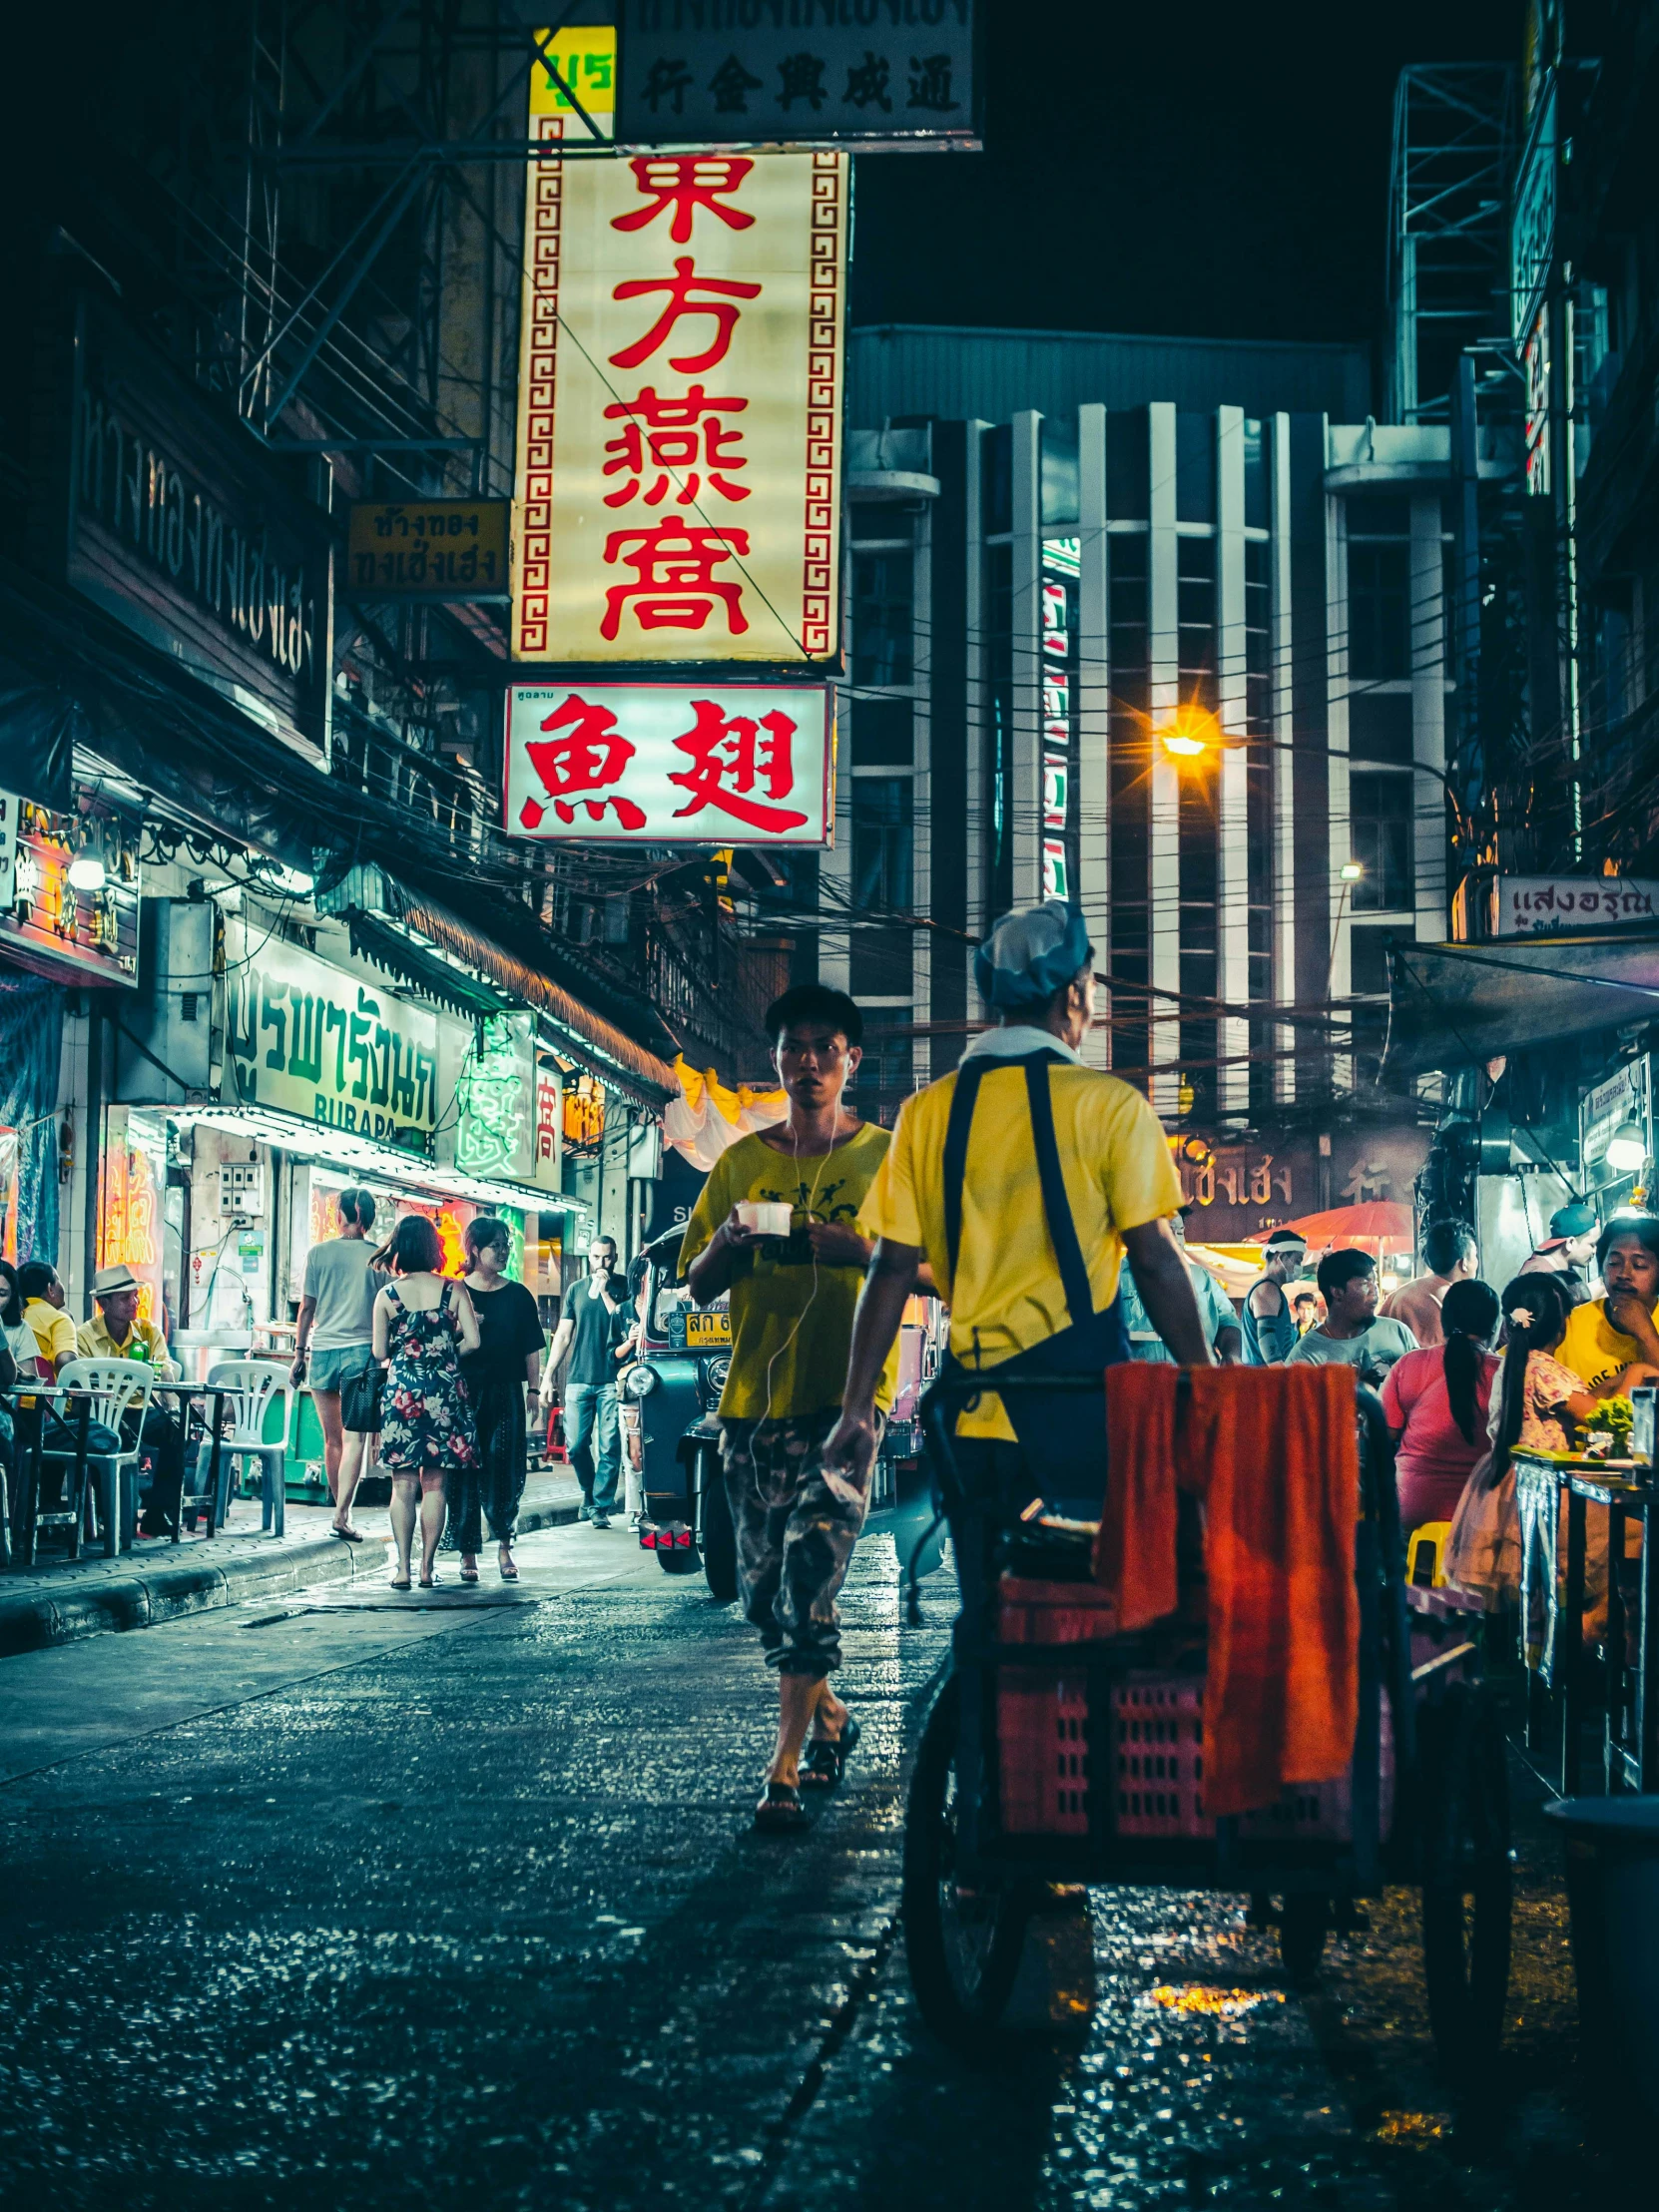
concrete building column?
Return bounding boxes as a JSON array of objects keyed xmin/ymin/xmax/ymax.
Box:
[
  {"xmin": 1326, "ymin": 485, "xmax": 1353, "ymax": 1090},
  {"xmin": 1077, "ymin": 403, "xmax": 1110, "ymax": 1070},
  {"xmin": 1215, "ymin": 405, "xmax": 1249, "ymax": 1118},
  {"xmin": 1271, "ymin": 414, "xmax": 1297, "ymax": 1106},
  {"xmin": 1146, "ymin": 402, "xmax": 1181, "ymax": 1115},
  {"xmin": 1409, "ymin": 490, "xmax": 1448, "ymax": 941},
  {"xmin": 1010, "ymin": 411, "xmax": 1043, "ymax": 907}
]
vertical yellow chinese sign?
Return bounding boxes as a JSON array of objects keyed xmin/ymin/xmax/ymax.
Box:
[{"xmin": 513, "ymin": 65, "xmax": 847, "ymax": 667}]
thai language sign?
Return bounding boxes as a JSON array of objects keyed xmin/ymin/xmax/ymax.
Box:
[
  {"xmin": 225, "ymin": 928, "xmax": 440, "ymax": 1155},
  {"xmin": 1491, "ymin": 875, "xmax": 1659, "ymax": 936},
  {"xmin": 346, "ymin": 501, "xmax": 508, "ymax": 598},
  {"xmin": 615, "ymin": 1, "xmax": 980, "ymax": 147},
  {"xmin": 512, "ymin": 143, "xmax": 846, "ymax": 664},
  {"xmin": 504, "ymin": 681, "xmax": 831, "ymax": 845}
]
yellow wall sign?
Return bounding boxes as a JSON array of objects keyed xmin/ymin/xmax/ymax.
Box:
[
  {"xmin": 346, "ymin": 501, "xmax": 509, "ymax": 599},
  {"xmin": 529, "ymin": 25, "xmax": 615, "ymax": 134},
  {"xmin": 512, "ymin": 143, "xmax": 847, "ymax": 666}
]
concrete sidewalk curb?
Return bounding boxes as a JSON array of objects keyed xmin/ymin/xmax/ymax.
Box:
[{"xmin": 0, "ymin": 1491, "xmax": 582, "ymax": 1658}]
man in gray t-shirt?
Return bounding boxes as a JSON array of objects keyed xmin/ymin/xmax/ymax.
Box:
[
  {"xmin": 290, "ymin": 1190, "xmax": 384, "ymax": 1537},
  {"xmin": 1286, "ymin": 1247, "xmax": 1416, "ymax": 1381}
]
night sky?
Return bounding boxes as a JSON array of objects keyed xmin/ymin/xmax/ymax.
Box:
[{"xmin": 848, "ymin": 0, "xmax": 1591, "ymax": 344}]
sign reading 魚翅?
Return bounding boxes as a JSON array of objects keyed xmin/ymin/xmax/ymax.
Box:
[
  {"xmin": 346, "ymin": 502, "xmax": 509, "ymax": 600},
  {"xmin": 504, "ymin": 681, "xmax": 831, "ymax": 845},
  {"xmin": 1491, "ymin": 875, "xmax": 1659, "ymax": 937},
  {"xmin": 512, "ymin": 143, "xmax": 846, "ymax": 664},
  {"xmin": 225, "ymin": 925, "xmax": 439, "ymax": 1156},
  {"xmin": 616, "ymin": 1, "xmax": 980, "ymax": 148}
]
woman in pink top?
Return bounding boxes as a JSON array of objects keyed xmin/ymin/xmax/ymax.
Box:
[{"xmin": 1380, "ymin": 1279, "xmax": 1500, "ymax": 1530}]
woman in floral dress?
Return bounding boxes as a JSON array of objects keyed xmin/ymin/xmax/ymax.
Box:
[{"xmin": 370, "ymin": 1214, "xmax": 481, "ymax": 1590}]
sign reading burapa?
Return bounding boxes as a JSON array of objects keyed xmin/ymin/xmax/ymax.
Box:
[
  {"xmin": 512, "ymin": 139, "xmax": 846, "ymax": 664},
  {"xmin": 503, "ymin": 682, "xmax": 831, "ymax": 845}
]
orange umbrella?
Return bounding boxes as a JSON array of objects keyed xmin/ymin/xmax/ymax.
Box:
[{"xmin": 1243, "ymin": 1201, "xmax": 1414, "ymax": 1248}]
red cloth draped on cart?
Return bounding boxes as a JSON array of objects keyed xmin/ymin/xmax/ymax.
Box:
[{"xmin": 1096, "ymin": 1364, "xmax": 1361, "ymax": 1817}]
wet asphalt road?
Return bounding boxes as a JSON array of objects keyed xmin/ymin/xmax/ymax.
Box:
[{"xmin": 0, "ymin": 1517, "xmax": 1638, "ymax": 2210}]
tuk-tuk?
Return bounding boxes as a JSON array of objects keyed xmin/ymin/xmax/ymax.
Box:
[{"xmin": 617, "ymin": 1223, "xmax": 738, "ymax": 1601}]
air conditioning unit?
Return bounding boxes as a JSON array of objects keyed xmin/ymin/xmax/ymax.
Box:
[{"xmin": 217, "ymin": 1162, "xmax": 266, "ymax": 1218}]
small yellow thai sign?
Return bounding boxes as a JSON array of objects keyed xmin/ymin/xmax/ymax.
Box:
[
  {"xmin": 529, "ymin": 24, "xmax": 615, "ymax": 135},
  {"xmin": 346, "ymin": 501, "xmax": 509, "ymax": 599}
]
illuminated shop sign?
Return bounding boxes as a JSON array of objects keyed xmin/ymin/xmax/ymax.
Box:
[{"xmin": 223, "ymin": 924, "xmax": 439, "ymax": 1156}]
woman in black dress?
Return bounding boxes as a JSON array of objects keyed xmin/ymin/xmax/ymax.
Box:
[{"xmin": 454, "ymin": 1216, "xmax": 546, "ymax": 1582}]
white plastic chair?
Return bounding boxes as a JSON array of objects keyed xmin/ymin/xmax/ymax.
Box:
[
  {"xmin": 42, "ymin": 1359, "xmax": 156, "ymax": 1557},
  {"xmin": 198, "ymin": 1362, "xmax": 294, "ymax": 1536}
]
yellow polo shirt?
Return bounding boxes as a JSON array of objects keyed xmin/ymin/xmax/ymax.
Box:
[
  {"xmin": 24, "ymin": 1298, "xmax": 77, "ymax": 1373},
  {"xmin": 859, "ymin": 1045, "xmax": 1182, "ymax": 1431},
  {"xmin": 77, "ymin": 1312, "xmax": 180, "ymax": 1380}
]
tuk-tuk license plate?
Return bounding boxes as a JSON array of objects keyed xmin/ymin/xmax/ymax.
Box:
[{"xmin": 685, "ymin": 1312, "xmax": 732, "ymax": 1349}]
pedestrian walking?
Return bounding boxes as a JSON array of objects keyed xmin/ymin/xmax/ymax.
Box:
[
  {"xmin": 454, "ymin": 1216, "xmax": 544, "ymax": 1584},
  {"xmin": 544, "ymin": 1236, "xmax": 626, "ymax": 1528},
  {"xmin": 1379, "ymin": 1218, "xmax": 1478, "ymax": 1348},
  {"xmin": 682, "ymin": 982, "xmax": 900, "ymax": 1834},
  {"xmin": 369, "ymin": 1215, "xmax": 481, "ymax": 1591},
  {"xmin": 290, "ymin": 1189, "xmax": 382, "ymax": 1540},
  {"xmin": 1241, "ymin": 1229, "xmax": 1308, "ymax": 1365},
  {"xmin": 1379, "ymin": 1278, "xmax": 1500, "ymax": 1531},
  {"xmin": 78, "ymin": 1263, "xmax": 189, "ymax": 1538},
  {"xmin": 0, "ymin": 1261, "xmax": 28, "ymax": 1496},
  {"xmin": 827, "ymin": 899, "xmax": 1209, "ymax": 1568},
  {"xmin": 1285, "ymin": 1250, "xmax": 1416, "ymax": 1381}
]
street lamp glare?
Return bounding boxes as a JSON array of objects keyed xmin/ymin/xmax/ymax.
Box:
[
  {"xmin": 1340, "ymin": 860, "xmax": 1364, "ymax": 881},
  {"xmin": 1158, "ymin": 707, "xmax": 1221, "ymax": 761}
]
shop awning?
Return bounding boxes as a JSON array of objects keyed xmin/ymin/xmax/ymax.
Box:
[
  {"xmin": 345, "ymin": 910, "xmax": 518, "ymax": 1022},
  {"xmin": 1385, "ymin": 934, "xmax": 1659, "ymax": 1078}
]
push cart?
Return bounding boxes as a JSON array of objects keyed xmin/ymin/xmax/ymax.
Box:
[{"xmin": 902, "ymin": 1374, "xmax": 1511, "ymax": 2071}]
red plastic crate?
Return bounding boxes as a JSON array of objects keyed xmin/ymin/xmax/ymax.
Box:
[{"xmin": 994, "ymin": 1576, "xmax": 1393, "ymax": 1842}]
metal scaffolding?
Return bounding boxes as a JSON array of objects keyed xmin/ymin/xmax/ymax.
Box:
[{"xmin": 1385, "ymin": 64, "xmax": 1518, "ymax": 424}]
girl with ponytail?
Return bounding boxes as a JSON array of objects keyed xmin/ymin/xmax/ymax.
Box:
[{"xmin": 1380, "ymin": 1277, "xmax": 1500, "ymax": 1529}]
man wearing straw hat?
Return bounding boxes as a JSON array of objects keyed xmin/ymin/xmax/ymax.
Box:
[{"xmin": 77, "ymin": 1263, "xmax": 188, "ymax": 1538}]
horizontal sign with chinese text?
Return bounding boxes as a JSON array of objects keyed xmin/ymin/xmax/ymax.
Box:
[
  {"xmin": 346, "ymin": 501, "xmax": 509, "ymax": 599},
  {"xmin": 1491, "ymin": 875, "xmax": 1659, "ymax": 936},
  {"xmin": 616, "ymin": 1, "xmax": 979, "ymax": 147},
  {"xmin": 504, "ymin": 681, "xmax": 830, "ymax": 845},
  {"xmin": 512, "ymin": 142, "xmax": 845, "ymax": 664}
]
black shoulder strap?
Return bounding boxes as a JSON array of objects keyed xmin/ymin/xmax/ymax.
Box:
[
  {"xmin": 942, "ymin": 1058, "xmax": 992, "ymax": 1279},
  {"xmin": 1023, "ymin": 1056, "xmax": 1095, "ymax": 1329}
]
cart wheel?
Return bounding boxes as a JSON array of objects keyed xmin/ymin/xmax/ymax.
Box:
[
  {"xmin": 1419, "ymin": 1681, "xmax": 1511, "ymax": 2076},
  {"xmin": 902, "ymin": 1673, "xmax": 1035, "ymax": 2057},
  {"xmin": 1278, "ymin": 1895, "xmax": 1329, "ymax": 1983},
  {"xmin": 699, "ymin": 1450, "xmax": 739, "ymax": 1605}
]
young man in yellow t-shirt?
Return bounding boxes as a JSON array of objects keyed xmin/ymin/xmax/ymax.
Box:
[{"xmin": 681, "ymin": 982, "xmax": 902, "ymax": 1832}]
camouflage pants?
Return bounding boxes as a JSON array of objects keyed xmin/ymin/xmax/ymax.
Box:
[{"xmin": 718, "ymin": 1409, "xmax": 880, "ymax": 1677}]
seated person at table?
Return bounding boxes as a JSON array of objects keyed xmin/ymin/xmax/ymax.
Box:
[
  {"xmin": 1286, "ymin": 1248, "xmax": 1417, "ymax": 1382},
  {"xmin": 1380, "ymin": 1279, "xmax": 1499, "ymax": 1530},
  {"xmin": 1557, "ymin": 1211, "xmax": 1659, "ymax": 1394},
  {"xmin": 77, "ymin": 1264, "xmax": 188, "ymax": 1540},
  {"xmin": 18, "ymin": 1260, "xmax": 77, "ymax": 1381}
]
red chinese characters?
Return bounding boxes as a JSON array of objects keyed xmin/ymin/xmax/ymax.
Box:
[
  {"xmin": 610, "ymin": 156, "xmax": 756, "ymax": 244},
  {"xmin": 609, "ymin": 258, "xmax": 760, "ymax": 375},
  {"xmin": 601, "ymin": 519, "xmax": 750, "ymax": 639},
  {"xmin": 518, "ymin": 695, "xmax": 648, "ymax": 830},
  {"xmin": 602, "ymin": 384, "xmax": 749, "ymax": 508},
  {"xmin": 668, "ymin": 699, "xmax": 807, "ymax": 833}
]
